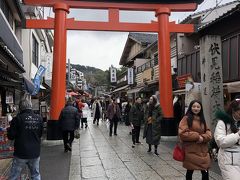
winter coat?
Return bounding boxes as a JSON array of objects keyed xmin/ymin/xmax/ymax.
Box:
[
  {"xmin": 129, "ymin": 103, "xmax": 144, "ymax": 126},
  {"xmin": 178, "ymin": 115, "xmax": 212, "ymax": 170},
  {"xmin": 7, "ymin": 109, "xmax": 43, "ymax": 159},
  {"xmin": 107, "ymin": 103, "xmax": 121, "ymax": 120},
  {"xmin": 214, "ymin": 110, "xmax": 240, "ymax": 180},
  {"xmin": 143, "ymin": 104, "xmax": 162, "ymax": 145},
  {"xmin": 124, "ymin": 103, "xmax": 131, "ymax": 126},
  {"xmin": 92, "ymin": 101, "xmax": 102, "ymax": 119},
  {"xmin": 59, "ymin": 104, "xmax": 80, "ymax": 131}
]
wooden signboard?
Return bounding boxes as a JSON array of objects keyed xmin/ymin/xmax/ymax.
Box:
[{"xmin": 176, "ymin": 74, "xmax": 193, "ymax": 89}]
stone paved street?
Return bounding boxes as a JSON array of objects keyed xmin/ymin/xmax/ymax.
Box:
[{"xmin": 69, "ymin": 118, "xmax": 223, "ymax": 180}]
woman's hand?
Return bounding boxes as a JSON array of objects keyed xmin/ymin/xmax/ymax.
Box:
[
  {"xmin": 147, "ymin": 117, "xmax": 152, "ymax": 124},
  {"xmin": 197, "ymin": 135, "xmax": 204, "ymax": 143},
  {"xmin": 238, "ymin": 130, "xmax": 240, "ymax": 136}
]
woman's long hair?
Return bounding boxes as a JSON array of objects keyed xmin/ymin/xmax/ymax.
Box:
[
  {"xmin": 148, "ymin": 95, "xmax": 157, "ymax": 117},
  {"xmin": 185, "ymin": 100, "xmax": 207, "ymax": 132},
  {"xmin": 226, "ymin": 99, "xmax": 240, "ymax": 133}
]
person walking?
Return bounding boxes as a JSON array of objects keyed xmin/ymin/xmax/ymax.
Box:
[
  {"xmin": 129, "ymin": 97, "xmax": 144, "ymax": 148},
  {"xmin": 81, "ymin": 99, "xmax": 90, "ymax": 128},
  {"xmin": 174, "ymin": 95, "xmax": 183, "ymax": 126},
  {"xmin": 143, "ymin": 95, "xmax": 163, "ymax": 155},
  {"xmin": 92, "ymin": 98, "xmax": 102, "ymax": 125},
  {"xmin": 124, "ymin": 99, "xmax": 133, "ymax": 135},
  {"xmin": 59, "ymin": 98, "xmax": 80, "ymax": 152},
  {"xmin": 214, "ymin": 99, "xmax": 240, "ymax": 180},
  {"xmin": 107, "ymin": 98, "xmax": 121, "ymax": 136},
  {"xmin": 178, "ymin": 100, "xmax": 211, "ymax": 180},
  {"xmin": 7, "ymin": 98, "xmax": 43, "ymax": 180}
]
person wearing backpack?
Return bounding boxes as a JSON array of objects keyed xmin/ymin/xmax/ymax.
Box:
[
  {"xmin": 214, "ymin": 99, "xmax": 240, "ymax": 180},
  {"xmin": 178, "ymin": 100, "xmax": 212, "ymax": 180}
]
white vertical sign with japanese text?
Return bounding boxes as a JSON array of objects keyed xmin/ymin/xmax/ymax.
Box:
[
  {"xmin": 110, "ymin": 67, "xmax": 117, "ymax": 83},
  {"xmin": 128, "ymin": 68, "xmax": 134, "ymax": 85}
]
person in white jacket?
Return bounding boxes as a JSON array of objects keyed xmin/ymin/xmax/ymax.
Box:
[
  {"xmin": 81, "ymin": 99, "xmax": 90, "ymax": 128},
  {"xmin": 214, "ymin": 99, "xmax": 240, "ymax": 180}
]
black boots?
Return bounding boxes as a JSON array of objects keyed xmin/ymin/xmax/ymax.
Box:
[
  {"xmin": 147, "ymin": 144, "xmax": 159, "ymax": 155},
  {"xmin": 154, "ymin": 145, "xmax": 159, "ymax": 156},
  {"xmin": 147, "ymin": 144, "xmax": 151, "ymax": 152}
]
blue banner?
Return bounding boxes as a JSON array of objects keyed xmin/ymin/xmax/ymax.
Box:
[{"xmin": 32, "ymin": 65, "xmax": 46, "ymax": 95}]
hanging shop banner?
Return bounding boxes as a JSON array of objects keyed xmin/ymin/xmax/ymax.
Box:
[
  {"xmin": 32, "ymin": 65, "xmax": 46, "ymax": 95},
  {"xmin": 128, "ymin": 68, "xmax": 134, "ymax": 85},
  {"xmin": 110, "ymin": 66, "xmax": 117, "ymax": 83}
]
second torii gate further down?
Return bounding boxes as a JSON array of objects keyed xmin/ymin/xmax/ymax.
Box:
[{"xmin": 23, "ymin": 0, "xmax": 202, "ymax": 139}]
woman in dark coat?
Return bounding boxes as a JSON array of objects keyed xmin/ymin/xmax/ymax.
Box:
[
  {"xmin": 143, "ymin": 95, "xmax": 163, "ymax": 155},
  {"xmin": 92, "ymin": 98, "xmax": 102, "ymax": 125}
]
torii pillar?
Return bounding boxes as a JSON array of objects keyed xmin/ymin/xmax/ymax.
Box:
[
  {"xmin": 156, "ymin": 7, "xmax": 175, "ymax": 136},
  {"xmin": 47, "ymin": 3, "xmax": 69, "ymax": 140}
]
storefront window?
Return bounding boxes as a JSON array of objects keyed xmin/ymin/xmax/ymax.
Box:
[{"xmin": 32, "ymin": 35, "xmax": 39, "ymax": 67}]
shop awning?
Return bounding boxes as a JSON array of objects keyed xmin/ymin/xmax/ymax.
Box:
[
  {"xmin": 0, "ymin": 71, "xmax": 22, "ymax": 89},
  {"xmin": 67, "ymin": 91, "xmax": 79, "ymax": 96},
  {"xmin": 112, "ymin": 85, "xmax": 129, "ymax": 93},
  {"xmin": 173, "ymin": 89, "xmax": 185, "ymax": 95},
  {"xmin": 127, "ymin": 87, "xmax": 144, "ymax": 94},
  {"xmin": 224, "ymin": 81, "xmax": 240, "ymax": 93},
  {"xmin": 23, "ymin": 77, "xmax": 35, "ymax": 94}
]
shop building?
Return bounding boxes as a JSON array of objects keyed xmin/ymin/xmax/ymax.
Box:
[
  {"xmin": 174, "ymin": 1, "xmax": 240, "ymax": 106},
  {"xmin": 0, "ymin": 0, "xmax": 25, "ymax": 117},
  {"xmin": 119, "ymin": 32, "xmax": 157, "ymax": 100},
  {"xmin": 21, "ymin": 4, "xmax": 54, "ymax": 116}
]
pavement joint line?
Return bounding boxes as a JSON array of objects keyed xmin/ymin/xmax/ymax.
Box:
[
  {"xmin": 91, "ymin": 119, "xmax": 138, "ymax": 180},
  {"xmin": 98, "ymin": 119, "xmax": 165, "ymax": 179},
  {"xmin": 84, "ymin": 120, "xmax": 109, "ymax": 179}
]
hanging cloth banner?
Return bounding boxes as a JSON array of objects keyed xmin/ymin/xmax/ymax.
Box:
[
  {"xmin": 32, "ymin": 65, "xmax": 46, "ymax": 95},
  {"xmin": 128, "ymin": 68, "xmax": 134, "ymax": 85},
  {"xmin": 110, "ymin": 66, "xmax": 117, "ymax": 83}
]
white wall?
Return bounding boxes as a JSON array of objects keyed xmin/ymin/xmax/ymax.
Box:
[{"xmin": 21, "ymin": 29, "xmax": 32, "ymax": 79}]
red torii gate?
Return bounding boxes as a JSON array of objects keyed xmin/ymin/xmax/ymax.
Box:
[{"xmin": 23, "ymin": 0, "xmax": 202, "ymax": 139}]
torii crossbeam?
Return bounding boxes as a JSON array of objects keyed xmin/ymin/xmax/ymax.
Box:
[{"xmin": 23, "ymin": 0, "xmax": 202, "ymax": 139}]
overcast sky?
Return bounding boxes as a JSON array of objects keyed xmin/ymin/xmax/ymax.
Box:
[{"xmin": 46, "ymin": 0, "xmax": 234, "ymax": 71}]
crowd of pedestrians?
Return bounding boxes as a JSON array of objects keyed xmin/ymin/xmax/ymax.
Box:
[{"xmin": 5, "ymin": 93, "xmax": 240, "ymax": 180}]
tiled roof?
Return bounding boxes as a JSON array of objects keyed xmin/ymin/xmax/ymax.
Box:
[
  {"xmin": 198, "ymin": 3, "xmax": 240, "ymax": 31},
  {"xmin": 119, "ymin": 33, "xmax": 157, "ymax": 65},
  {"xmin": 181, "ymin": 0, "xmax": 239, "ymax": 24},
  {"xmin": 129, "ymin": 33, "xmax": 157, "ymax": 45}
]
